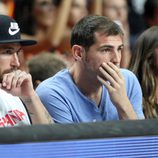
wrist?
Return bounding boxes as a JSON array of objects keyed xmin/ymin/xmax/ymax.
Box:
[
  {"xmin": 115, "ymin": 99, "xmax": 137, "ymax": 120},
  {"xmin": 20, "ymin": 91, "xmax": 37, "ymax": 105}
]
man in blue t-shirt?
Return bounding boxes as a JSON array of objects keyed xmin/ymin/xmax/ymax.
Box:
[{"xmin": 36, "ymin": 15, "xmax": 144, "ymax": 123}]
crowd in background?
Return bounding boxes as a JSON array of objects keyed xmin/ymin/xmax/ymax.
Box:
[{"xmin": 0, "ymin": 0, "xmax": 158, "ymax": 120}]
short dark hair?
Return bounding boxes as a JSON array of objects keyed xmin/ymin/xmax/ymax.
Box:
[{"xmin": 71, "ymin": 15, "xmax": 124, "ymax": 50}]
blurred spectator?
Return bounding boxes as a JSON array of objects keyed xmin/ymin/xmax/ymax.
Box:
[
  {"xmin": 129, "ymin": 26, "xmax": 158, "ymax": 118},
  {"xmin": 88, "ymin": 0, "xmax": 102, "ymax": 15},
  {"xmin": 13, "ymin": 0, "xmax": 72, "ymax": 61},
  {"xmin": 57, "ymin": 0, "xmax": 89, "ymax": 66},
  {"xmin": 0, "ymin": 0, "xmax": 8, "ymax": 15},
  {"xmin": 143, "ymin": 0, "xmax": 158, "ymax": 28},
  {"xmin": 131, "ymin": 0, "xmax": 146, "ymax": 15},
  {"xmin": 102, "ymin": 0, "xmax": 131, "ymax": 68},
  {"xmin": 3, "ymin": 0, "xmax": 15, "ymax": 17},
  {"xmin": 68, "ymin": 0, "xmax": 88, "ymax": 29},
  {"xmin": 27, "ymin": 52, "xmax": 66, "ymax": 89},
  {"xmin": 127, "ymin": 0, "xmax": 145, "ymax": 52}
]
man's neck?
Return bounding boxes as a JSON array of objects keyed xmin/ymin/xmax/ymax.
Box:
[{"xmin": 69, "ymin": 65, "xmax": 102, "ymax": 106}]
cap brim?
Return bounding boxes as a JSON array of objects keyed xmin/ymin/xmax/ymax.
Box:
[{"xmin": 0, "ymin": 39, "xmax": 37, "ymax": 46}]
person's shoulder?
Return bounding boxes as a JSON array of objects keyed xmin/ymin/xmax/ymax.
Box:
[
  {"xmin": 120, "ymin": 68, "xmax": 137, "ymax": 78},
  {"xmin": 0, "ymin": 89, "xmax": 12, "ymax": 97},
  {"xmin": 120, "ymin": 68, "xmax": 140, "ymax": 90},
  {"xmin": 36, "ymin": 68, "xmax": 74, "ymax": 100},
  {"xmin": 40, "ymin": 69, "xmax": 68, "ymax": 84},
  {"xmin": 120, "ymin": 68, "xmax": 139, "ymax": 85},
  {"xmin": 53, "ymin": 68, "xmax": 69, "ymax": 81},
  {"xmin": 36, "ymin": 69, "xmax": 70, "ymax": 91},
  {"xmin": 0, "ymin": 89, "xmax": 22, "ymax": 103}
]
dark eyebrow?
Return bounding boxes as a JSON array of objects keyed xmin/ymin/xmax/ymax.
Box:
[
  {"xmin": 1, "ymin": 46, "xmax": 14, "ymax": 50},
  {"xmin": 98, "ymin": 45, "xmax": 113, "ymax": 51},
  {"xmin": 98, "ymin": 44, "xmax": 124, "ymax": 50},
  {"xmin": 118, "ymin": 44, "xmax": 124, "ymax": 48},
  {"xmin": 0, "ymin": 47, "xmax": 22, "ymax": 53},
  {"xmin": 0, "ymin": 47, "xmax": 13, "ymax": 52},
  {"xmin": 6, "ymin": 46, "xmax": 22, "ymax": 51}
]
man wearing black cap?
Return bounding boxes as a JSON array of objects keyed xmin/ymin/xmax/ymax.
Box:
[{"xmin": 0, "ymin": 15, "xmax": 53, "ymax": 127}]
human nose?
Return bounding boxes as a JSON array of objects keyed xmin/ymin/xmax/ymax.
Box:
[
  {"xmin": 10, "ymin": 53, "xmax": 20, "ymax": 68},
  {"xmin": 112, "ymin": 50, "xmax": 121, "ymax": 65}
]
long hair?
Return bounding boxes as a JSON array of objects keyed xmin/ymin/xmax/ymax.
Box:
[{"xmin": 129, "ymin": 26, "xmax": 158, "ymax": 118}]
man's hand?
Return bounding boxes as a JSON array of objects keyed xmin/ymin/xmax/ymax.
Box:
[
  {"xmin": 97, "ymin": 62, "xmax": 126, "ymax": 106},
  {"xmin": 0, "ymin": 69, "xmax": 54, "ymax": 124},
  {"xmin": 0, "ymin": 70, "xmax": 34, "ymax": 98},
  {"xmin": 97, "ymin": 62, "xmax": 137, "ymax": 119}
]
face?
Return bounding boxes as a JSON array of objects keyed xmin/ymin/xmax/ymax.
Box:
[
  {"xmin": 0, "ymin": 43, "xmax": 21, "ymax": 81},
  {"xmin": 82, "ymin": 33, "xmax": 123, "ymax": 79},
  {"xmin": 68, "ymin": 0, "xmax": 88, "ymax": 27},
  {"xmin": 103, "ymin": 0, "xmax": 128, "ymax": 24},
  {"xmin": 32, "ymin": 0, "xmax": 56, "ymax": 28}
]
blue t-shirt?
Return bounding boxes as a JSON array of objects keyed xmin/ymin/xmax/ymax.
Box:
[{"xmin": 36, "ymin": 69, "xmax": 144, "ymax": 123}]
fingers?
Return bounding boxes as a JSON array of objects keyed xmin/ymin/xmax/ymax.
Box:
[
  {"xmin": 98, "ymin": 66, "xmax": 116, "ymax": 87},
  {"xmin": 101, "ymin": 62, "xmax": 121, "ymax": 80},
  {"xmin": 13, "ymin": 71, "xmax": 29, "ymax": 88},
  {"xmin": 107, "ymin": 62, "xmax": 122, "ymax": 78},
  {"xmin": 97, "ymin": 75, "xmax": 113, "ymax": 92},
  {"xmin": 1, "ymin": 70, "xmax": 29, "ymax": 90},
  {"xmin": 98, "ymin": 62, "xmax": 122, "ymax": 87}
]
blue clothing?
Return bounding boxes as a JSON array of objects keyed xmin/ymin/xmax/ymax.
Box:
[{"xmin": 36, "ymin": 69, "xmax": 144, "ymax": 123}]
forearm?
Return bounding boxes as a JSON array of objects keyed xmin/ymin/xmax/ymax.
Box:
[
  {"xmin": 49, "ymin": 0, "xmax": 72, "ymax": 46},
  {"xmin": 21, "ymin": 91, "xmax": 53, "ymax": 125},
  {"xmin": 116, "ymin": 98, "xmax": 138, "ymax": 120},
  {"xmin": 89, "ymin": 0, "xmax": 102, "ymax": 15}
]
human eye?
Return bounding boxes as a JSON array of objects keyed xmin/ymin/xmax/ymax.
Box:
[
  {"xmin": 17, "ymin": 48, "xmax": 23, "ymax": 55},
  {"xmin": 118, "ymin": 46, "xmax": 124, "ymax": 53},
  {"xmin": 100, "ymin": 47, "xmax": 112, "ymax": 53},
  {"xmin": 0, "ymin": 49, "xmax": 14, "ymax": 55}
]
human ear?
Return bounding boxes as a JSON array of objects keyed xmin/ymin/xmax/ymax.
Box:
[{"xmin": 72, "ymin": 45, "xmax": 83, "ymax": 61}]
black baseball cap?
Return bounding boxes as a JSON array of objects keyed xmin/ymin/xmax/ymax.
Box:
[{"xmin": 0, "ymin": 15, "xmax": 37, "ymax": 46}]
